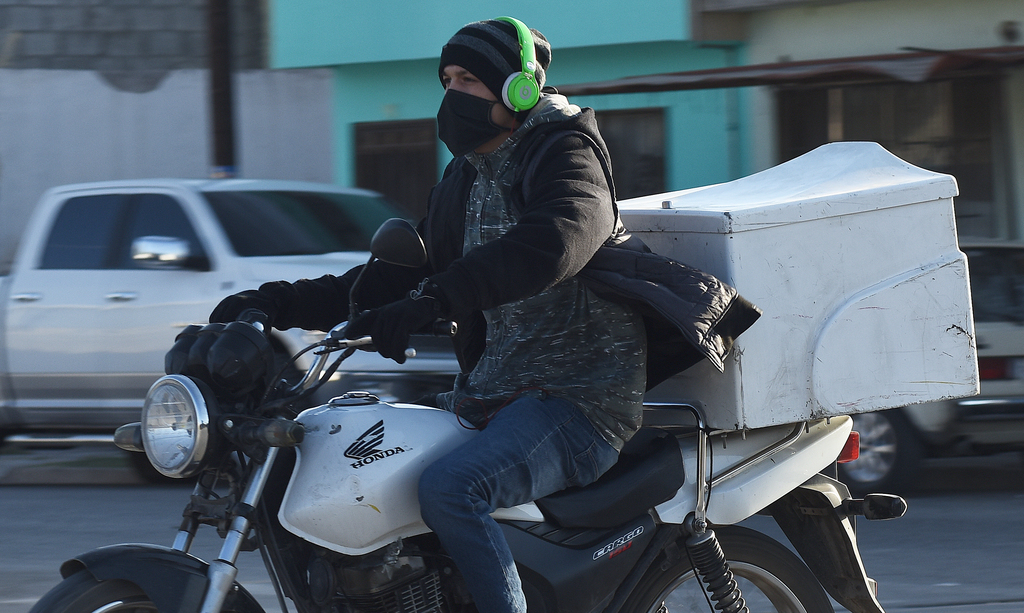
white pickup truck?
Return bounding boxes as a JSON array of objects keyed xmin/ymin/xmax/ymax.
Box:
[{"xmin": 0, "ymin": 179, "xmax": 457, "ymax": 446}]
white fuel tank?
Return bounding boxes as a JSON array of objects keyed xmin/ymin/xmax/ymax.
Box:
[{"xmin": 278, "ymin": 395, "xmax": 478, "ymax": 555}]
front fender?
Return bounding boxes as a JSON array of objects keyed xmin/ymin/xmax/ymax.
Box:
[{"xmin": 59, "ymin": 543, "xmax": 265, "ymax": 613}]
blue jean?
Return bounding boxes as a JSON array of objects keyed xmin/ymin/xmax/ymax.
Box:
[{"xmin": 418, "ymin": 395, "xmax": 619, "ymax": 613}]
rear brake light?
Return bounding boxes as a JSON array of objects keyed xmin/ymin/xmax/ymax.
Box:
[
  {"xmin": 978, "ymin": 357, "xmax": 1009, "ymax": 380},
  {"xmin": 838, "ymin": 431, "xmax": 860, "ymax": 463}
]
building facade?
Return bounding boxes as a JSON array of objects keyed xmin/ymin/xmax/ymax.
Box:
[
  {"xmin": 732, "ymin": 0, "xmax": 1024, "ymax": 240},
  {"xmin": 273, "ymin": 0, "xmax": 1024, "ymax": 239},
  {"xmin": 0, "ymin": 0, "xmax": 333, "ymax": 269},
  {"xmin": 270, "ymin": 0, "xmax": 750, "ymax": 218}
]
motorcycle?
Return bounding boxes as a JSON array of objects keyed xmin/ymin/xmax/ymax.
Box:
[{"xmin": 31, "ymin": 218, "xmax": 908, "ymax": 613}]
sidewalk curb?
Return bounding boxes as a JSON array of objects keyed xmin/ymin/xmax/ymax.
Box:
[
  {"xmin": 0, "ymin": 447, "xmax": 147, "ymax": 486},
  {"xmin": 0, "ymin": 465, "xmax": 147, "ymax": 486}
]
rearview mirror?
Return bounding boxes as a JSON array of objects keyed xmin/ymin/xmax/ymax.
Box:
[
  {"xmin": 131, "ymin": 236, "xmax": 210, "ymax": 271},
  {"xmin": 370, "ymin": 218, "xmax": 427, "ymax": 268},
  {"xmin": 350, "ymin": 219, "xmax": 428, "ymax": 318}
]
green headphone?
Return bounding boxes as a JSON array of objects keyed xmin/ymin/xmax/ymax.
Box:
[{"xmin": 496, "ymin": 16, "xmax": 541, "ymax": 112}]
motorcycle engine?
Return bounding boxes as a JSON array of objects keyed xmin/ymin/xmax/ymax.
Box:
[{"xmin": 307, "ymin": 552, "xmax": 451, "ymax": 613}]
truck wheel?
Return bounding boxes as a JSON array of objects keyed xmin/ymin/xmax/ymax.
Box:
[{"xmin": 838, "ymin": 409, "xmax": 923, "ymax": 496}]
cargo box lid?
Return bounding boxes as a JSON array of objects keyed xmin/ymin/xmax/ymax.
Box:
[{"xmin": 618, "ymin": 142, "xmax": 959, "ymax": 234}]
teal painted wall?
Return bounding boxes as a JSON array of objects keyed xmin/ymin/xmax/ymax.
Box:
[
  {"xmin": 554, "ymin": 43, "xmax": 749, "ymax": 191},
  {"xmin": 271, "ymin": 1, "xmax": 748, "ymax": 197},
  {"xmin": 272, "ymin": 0, "xmax": 691, "ymax": 67}
]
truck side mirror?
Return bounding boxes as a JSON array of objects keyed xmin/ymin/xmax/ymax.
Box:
[{"xmin": 131, "ymin": 235, "xmax": 210, "ymax": 271}]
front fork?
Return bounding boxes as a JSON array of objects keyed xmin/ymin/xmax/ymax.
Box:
[{"xmin": 173, "ymin": 447, "xmax": 281, "ymax": 613}]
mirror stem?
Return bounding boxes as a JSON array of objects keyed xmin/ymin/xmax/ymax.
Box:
[{"xmin": 348, "ymin": 255, "xmax": 376, "ymax": 321}]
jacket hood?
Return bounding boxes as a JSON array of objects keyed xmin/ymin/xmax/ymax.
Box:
[
  {"xmin": 468, "ymin": 94, "xmax": 612, "ymax": 173},
  {"xmin": 522, "ymin": 94, "xmax": 611, "ymax": 157}
]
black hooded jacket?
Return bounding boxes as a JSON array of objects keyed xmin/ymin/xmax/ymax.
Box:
[{"xmin": 262, "ymin": 102, "xmax": 759, "ymax": 388}]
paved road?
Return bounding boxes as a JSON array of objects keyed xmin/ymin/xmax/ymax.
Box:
[{"xmin": 1, "ymin": 446, "xmax": 1022, "ymax": 612}]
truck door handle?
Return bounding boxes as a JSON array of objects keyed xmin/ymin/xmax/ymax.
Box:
[
  {"xmin": 105, "ymin": 292, "xmax": 138, "ymax": 302},
  {"xmin": 12, "ymin": 292, "xmax": 42, "ymax": 302}
]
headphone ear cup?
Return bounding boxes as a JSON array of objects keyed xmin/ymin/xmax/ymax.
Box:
[{"xmin": 502, "ymin": 72, "xmax": 540, "ymax": 112}]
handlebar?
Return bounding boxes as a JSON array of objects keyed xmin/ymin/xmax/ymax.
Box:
[
  {"xmin": 236, "ymin": 308, "xmax": 269, "ymax": 334},
  {"xmin": 231, "ymin": 417, "xmax": 305, "ymax": 448},
  {"xmin": 285, "ymin": 319, "xmax": 457, "ymax": 396}
]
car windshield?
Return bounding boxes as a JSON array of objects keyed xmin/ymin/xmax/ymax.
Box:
[
  {"xmin": 203, "ymin": 190, "xmax": 402, "ymax": 257},
  {"xmin": 965, "ymin": 246, "xmax": 1024, "ymax": 324}
]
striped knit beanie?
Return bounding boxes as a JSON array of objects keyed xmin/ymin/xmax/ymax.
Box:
[{"xmin": 438, "ymin": 19, "xmax": 551, "ymax": 107}]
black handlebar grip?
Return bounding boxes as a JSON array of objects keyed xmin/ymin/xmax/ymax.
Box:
[
  {"xmin": 432, "ymin": 320, "xmax": 458, "ymax": 336},
  {"xmin": 237, "ymin": 308, "xmax": 269, "ymax": 333},
  {"xmin": 258, "ymin": 419, "xmax": 305, "ymax": 447}
]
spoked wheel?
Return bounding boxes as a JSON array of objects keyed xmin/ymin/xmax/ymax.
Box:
[
  {"xmin": 29, "ymin": 571, "xmax": 156, "ymax": 613},
  {"xmin": 623, "ymin": 526, "xmax": 834, "ymax": 613}
]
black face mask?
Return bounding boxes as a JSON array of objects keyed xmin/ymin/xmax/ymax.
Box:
[{"xmin": 436, "ymin": 89, "xmax": 507, "ymax": 157}]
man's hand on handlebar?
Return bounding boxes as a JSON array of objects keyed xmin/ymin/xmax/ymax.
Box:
[{"xmin": 345, "ymin": 296, "xmax": 440, "ymax": 364}]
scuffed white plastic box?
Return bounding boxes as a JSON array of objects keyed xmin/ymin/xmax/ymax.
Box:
[{"xmin": 623, "ymin": 142, "xmax": 979, "ymax": 431}]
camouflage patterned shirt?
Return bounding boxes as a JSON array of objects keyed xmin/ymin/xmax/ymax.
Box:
[{"xmin": 436, "ymin": 98, "xmax": 647, "ymax": 451}]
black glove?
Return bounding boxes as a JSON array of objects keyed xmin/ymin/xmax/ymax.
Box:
[
  {"xmin": 346, "ymin": 296, "xmax": 440, "ymax": 364},
  {"xmin": 210, "ymin": 283, "xmax": 289, "ymax": 325}
]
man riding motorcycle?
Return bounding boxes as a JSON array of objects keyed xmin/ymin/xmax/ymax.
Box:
[{"xmin": 210, "ymin": 16, "xmax": 758, "ymax": 613}]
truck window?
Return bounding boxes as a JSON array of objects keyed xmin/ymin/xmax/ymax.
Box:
[
  {"xmin": 203, "ymin": 190, "xmax": 401, "ymax": 257},
  {"xmin": 40, "ymin": 194, "xmax": 128, "ymax": 269},
  {"xmin": 115, "ymin": 193, "xmax": 208, "ymax": 269},
  {"xmin": 965, "ymin": 247, "xmax": 1024, "ymax": 324}
]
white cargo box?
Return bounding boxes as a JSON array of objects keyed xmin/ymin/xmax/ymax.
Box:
[{"xmin": 623, "ymin": 142, "xmax": 979, "ymax": 431}]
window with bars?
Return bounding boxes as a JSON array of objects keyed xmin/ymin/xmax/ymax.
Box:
[
  {"xmin": 355, "ymin": 119, "xmax": 438, "ymax": 220},
  {"xmin": 353, "ymin": 110, "xmax": 666, "ymax": 217},
  {"xmin": 595, "ymin": 108, "xmax": 667, "ymax": 200},
  {"xmin": 778, "ymin": 76, "xmax": 1006, "ymax": 238}
]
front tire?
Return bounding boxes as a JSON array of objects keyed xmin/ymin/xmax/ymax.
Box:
[
  {"xmin": 29, "ymin": 570, "xmax": 156, "ymax": 612},
  {"xmin": 623, "ymin": 526, "xmax": 834, "ymax": 613}
]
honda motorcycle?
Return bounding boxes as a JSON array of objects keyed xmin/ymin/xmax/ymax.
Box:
[{"xmin": 31, "ymin": 219, "xmax": 907, "ymax": 613}]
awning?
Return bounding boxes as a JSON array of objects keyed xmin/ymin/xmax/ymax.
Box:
[{"xmin": 558, "ymin": 45, "xmax": 1024, "ymax": 96}]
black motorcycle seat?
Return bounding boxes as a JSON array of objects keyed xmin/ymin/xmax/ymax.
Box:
[{"xmin": 534, "ymin": 428, "xmax": 684, "ymax": 529}]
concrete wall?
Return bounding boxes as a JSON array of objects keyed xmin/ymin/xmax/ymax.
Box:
[
  {"xmin": 746, "ymin": 0, "xmax": 1022, "ymax": 63},
  {"xmin": 0, "ymin": 0, "xmax": 264, "ymax": 72},
  {"xmin": 1002, "ymin": 68, "xmax": 1024, "ymax": 239},
  {"xmin": 0, "ymin": 67, "xmax": 333, "ymax": 271}
]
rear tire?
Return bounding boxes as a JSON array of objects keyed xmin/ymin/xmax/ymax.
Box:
[
  {"xmin": 29, "ymin": 570, "xmax": 156, "ymax": 613},
  {"xmin": 623, "ymin": 525, "xmax": 834, "ymax": 613}
]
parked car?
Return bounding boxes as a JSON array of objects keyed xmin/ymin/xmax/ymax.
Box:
[
  {"xmin": 0, "ymin": 179, "xmax": 458, "ymax": 452},
  {"xmin": 838, "ymin": 241, "xmax": 1024, "ymax": 494}
]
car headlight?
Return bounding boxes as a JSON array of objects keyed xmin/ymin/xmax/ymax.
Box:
[{"xmin": 142, "ymin": 375, "xmax": 216, "ymax": 478}]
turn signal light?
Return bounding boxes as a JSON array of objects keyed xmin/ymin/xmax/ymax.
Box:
[{"xmin": 838, "ymin": 431, "xmax": 860, "ymax": 463}]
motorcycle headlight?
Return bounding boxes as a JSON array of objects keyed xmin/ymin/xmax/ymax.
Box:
[{"xmin": 142, "ymin": 375, "xmax": 216, "ymax": 478}]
